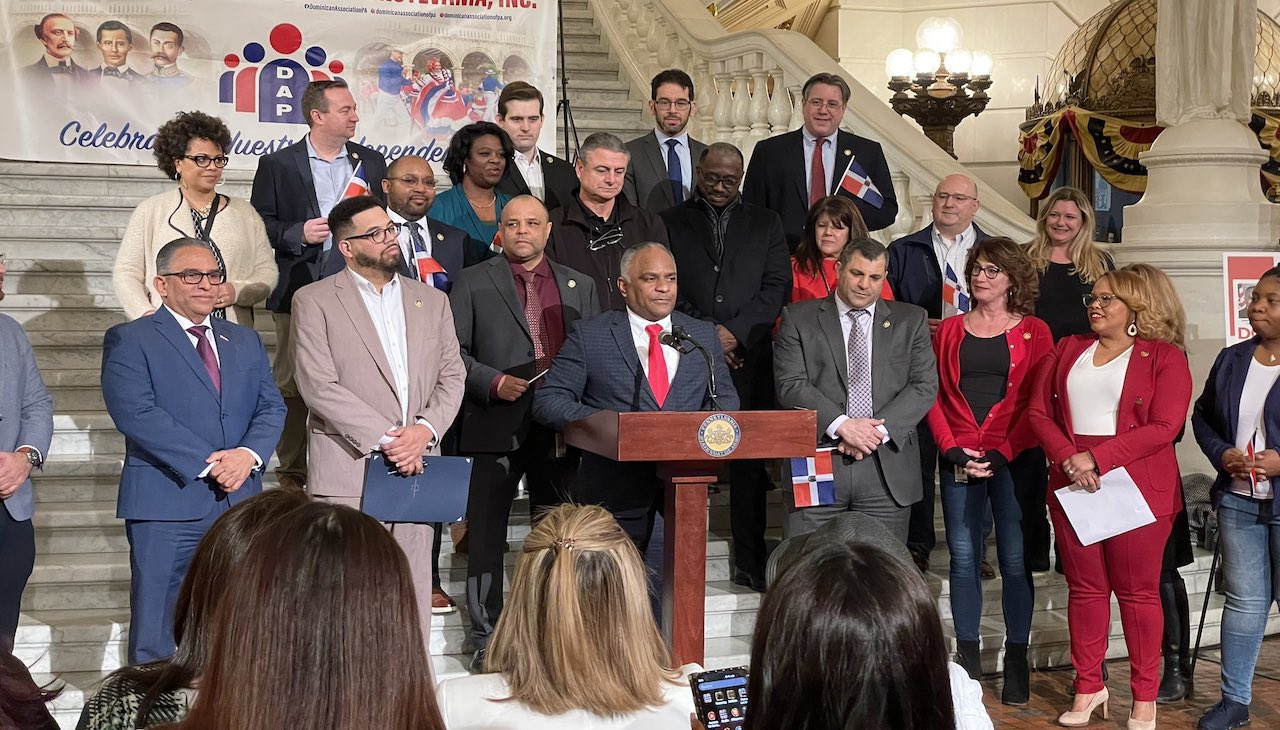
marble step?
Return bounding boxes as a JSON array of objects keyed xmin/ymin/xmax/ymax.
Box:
[
  {"xmin": 0, "ymin": 164, "xmax": 253, "ymax": 199},
  {"xmin": 48, "ymin": 414, "xmax": 124, "ymax": 457},
  {"xmin": 0, "ymin": 240, "xmax": 123, "ymax": 263},
  {"xmin": 2, "ymin": 304, "xmax": 126, "ymax": 333},
  {"xmin": 47, "ymin": 387, "xmax": 106, "ymax": 414},
  {"xmin": 561, "ymin": 16, "xmax": 597, "ymax": 35},
  {"xmin": 0, "ymin": 197, "xmax": 142, "ymax": 229},
  {"xmin": 0, "ymin": 224, "xmax": 124, "ymax": 242},
  {"xmin": 32, "ymin": 456, "xmax": 124, "ymax": 504}
]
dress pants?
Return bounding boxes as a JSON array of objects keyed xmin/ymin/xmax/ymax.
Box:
[
  {"xmin": 727, "ymin": 344, "xmax": 774, "ymax": 583},
  {"xmin": 1051, "ymin": 484, "xmax": 1173, "ymax": 700},
  {"xmin": 125, "ymin": 502, "xmax": 228, "ymax": 663},
  {"xmin": 271, "ymin": 313, "xmax": 308, "ymax": 482},
  {"xmin": 0, "ymin": 507, "xmax": 35, "ymax": 653},
  {"xmin": 906, "ymin": 421, "xmax": 939, "ymax": 559},
  {"xmin": 785, "ymin": 453, "xmax": 910, "ymax": 543},
  {"xmin": 463, "ymin": 424, "xmax": 573, "ymax": 651},
  {"xmin": 312, "ymin": 493, "xmax": 435, "ymax": 677}
]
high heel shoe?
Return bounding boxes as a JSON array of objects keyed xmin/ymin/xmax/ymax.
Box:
[
  {"xmin": 1058, "ymin": 687, "xmax": 1110, "ymax": 727},
  {"xmin": 1127, "ymin": 705, "xmax": 1157, "ymax": 730}
]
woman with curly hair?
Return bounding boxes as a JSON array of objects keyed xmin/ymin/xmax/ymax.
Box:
[
  {"xmin": 1028, "ymin": 268, "xmax": 1191, "ymax": 729},
  {"xmin": 113, "ymin": 111, "xmax": 276, "ymax": 326},
  {"xmin": 429, "ymin": 121, "xmax": 514, "ymax": 252},
  {"xmin": 1026, "ymin": 187, "xmax": 1114, "ymax": 341}
]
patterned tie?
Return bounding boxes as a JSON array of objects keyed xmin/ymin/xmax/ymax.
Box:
[
  {"xmin": 187, "ymin": 325, "xmax": 221, "ymax": 394},
  {"xmin": 666, "ymin": 138, "xmax": 684, "ymax": 205},
  {"xmin": 407, "ymin": 221, "xmax": 450, "ymax": 292},
  {"xmin": 809, "ymin": 138, "xmax": 828, "ymax": 206},
  {"xmin": 646, "ymin": 323, "xmax": 670, "ymax": 408},
  {"xmin": 845, "ymin": 309, "xmax": 872, "ymax": 418},
  {"xmin": 519, "ymin": 270, "xmax": 552, "ymax": 374}
]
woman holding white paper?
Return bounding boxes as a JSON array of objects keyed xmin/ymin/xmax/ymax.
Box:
[
  {"xmin": 1191, "ymin": 266, "xmax": 1280, "ymax": 730},
  {"xmin": 1027, "ymin": 268, "xmax": 1191, "ymax": 730}
]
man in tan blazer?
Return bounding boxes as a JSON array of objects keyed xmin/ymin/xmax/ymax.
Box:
[{"xmin": 291, "ymin": 194, "xmax": 465, "ymax": 656}]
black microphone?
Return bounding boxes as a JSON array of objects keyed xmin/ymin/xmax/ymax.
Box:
[
  {"xmin": 659, "ymin": 330, "xmax": 687, "ymax": 352},
  {"xmin": 669, "ymin": 324, "xmax": 722, "ymax": 411}
]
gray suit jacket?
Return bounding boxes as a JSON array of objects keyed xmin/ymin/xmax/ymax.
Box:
[
  {"xmin": 624, "ymin": 132, "xmax": 708, "ymax": 212},
  {"xmin": 774, "ymin": 296, "xmax": 937, "ymax": 506},
  {"xmin": 0, "ymin": 315, "xmax": 53, "ymax": 521},
  {"xmin": 449, "ymin": 255, "xmax": 599, "ymax": 452}
]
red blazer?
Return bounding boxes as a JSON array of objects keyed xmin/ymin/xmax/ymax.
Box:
[
  {"xmin": 926, "ymin": 314, "xmax": 1053, "ymax": 461},
  {"xmin": 789, "ymin": 257, "xmax": 895, "ymax": 304},
  {"xmin": 1027, "ymin": 334, "xmax": 1192, "ymax": 516}
]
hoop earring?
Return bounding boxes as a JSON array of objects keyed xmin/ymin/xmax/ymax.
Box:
[{"xmin": 1126, "ymin": 321, "xmax": 1138, "ymax": 337}]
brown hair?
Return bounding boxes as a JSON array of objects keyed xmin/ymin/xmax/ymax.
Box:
[
  {"xmin": 1115, "ymin": 264, "xmax": 1187, "ymax": 347},
  {"xmin": 497, "ymin": 80, "xmax": 545, "ymax": 117},
  {"xmin": 964, "ymin": 237, "xmax": 1039, "ymax": 316},
  {"xmin": 485, "ymin": 504, "xmax": 680, "ymax": 716},
  {"xmin": 1026, "ymin": 186, "xmax": 1109, "ymax": 283},
  {"xmin": 170, "ymin": 503, "xmax": 442, "ymax": 730},
  {"xmin": 795, "ymin": 196, "xmax": 868, "ymax": 277}
]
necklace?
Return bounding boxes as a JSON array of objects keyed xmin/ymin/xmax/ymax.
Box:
[
  {"xmin": 465, "ymin": 189, "xmax": 496, "ymax": 209},
  {"xmin": 1261, "ymin": 344, "xmax": 1280, "ymax": 363},
  {"xmin": 184, "ymin": 193, "xmax": 214, "ymax": 217}
]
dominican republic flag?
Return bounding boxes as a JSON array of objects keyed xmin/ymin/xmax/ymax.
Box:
[
  {"xmin": 791, "ymin": 447, "xmax": 837, "ymax": 508},
  {"xmin": 838, "ymin": 156, "xmax": 885, "ymax": 209},
  {"xmin": 342, "ymin": 161, "xmax": 372, "ymax": 199},
  {"xmin": 943, "ymin": 263, "xmax": 970, "ymax": 314},
  {"xmin": 412, "ymin": 254, "xmax": 451, "ymax": 293}
]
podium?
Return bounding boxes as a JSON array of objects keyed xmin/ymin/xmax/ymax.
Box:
[{"xmin": 564, "ymin": 409, "xmax": 816, "ymax": 665}]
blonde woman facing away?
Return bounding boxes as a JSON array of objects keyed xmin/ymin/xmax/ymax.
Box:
[{"xmin": 436, "ymin": 504, "xmax": 698, "ymax": 729}]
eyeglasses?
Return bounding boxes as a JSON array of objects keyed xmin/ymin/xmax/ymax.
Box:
[
  {"xmin": 654, "ymin": 99, "xmax": 692, "ymax": 110},
  {"xmin": 346, "ymin": 223, "xmax": 401, "ymax": 245},
  {"xmin": 934, "ymin": 192, "xmax": 976, "ymax": 203},
  {"xmin": 162, "ymin": 270, "xmax": 226, "ymax": 285},
  {"xmin": 970, "ymin": 265, "xmax": 1004, "ymax": 279},
  {"xmin": 392, "ymin": 176, "xmax": 436, "ymax": 189},
  {"xmin": 805, "ymin": 98, "xmax": 845, "ymax": 112},
  {"xmin": 1082, "ymin": 293, "xmax": 1122, "ymax": 309},
  {"xmin": 178, "ymin": 154, "xmax": 230, "ymax": 169},
  {"xmin": 701, "ymin": 174, "xmax": 740, "ymax": 189}
]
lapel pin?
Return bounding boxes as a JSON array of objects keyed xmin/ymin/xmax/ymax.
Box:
[
  {"xmin": 1140, "ymin": 350, "xmax": 1149, "ymax": 357},
  {"xmin": 437, "ymin": 233, "xmax": 444, "ymax": 241},
  {"xmin": 545, "ymin": 155, "xmax": 554, "ymax": 164},
  {"xmin": 882, "ymin": 320, "xmax": 890, "ymax": 328},
  {"xmin": 351, "ymin": 151, "xmax": 360, "ymax": 161},
  {"xmin": 415, "ymin": 300, "xmax": 423, "ymax": 308},
  {"xmin": 568, "ymin": 279, "xmax": 577, "ymax": 288},
  {"xmin": 1023, "ymin": 332, "xmax": 1032, "ymax": 340},
  {"xmin": 844, "ymin": 149, "xmax": 852, "ymax": 156},
  {"xmin": 218, "ymin": 334, "xmax": 229, "ymax": 342}
]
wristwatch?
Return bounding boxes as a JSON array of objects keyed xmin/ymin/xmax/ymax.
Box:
[{"xmin": 17, "ymin": 447, "xmax": 41, "ymax": 470}]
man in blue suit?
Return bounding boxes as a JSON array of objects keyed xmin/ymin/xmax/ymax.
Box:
[
  {"xmin": 102, "ymin": 238, "xmax": 286, "ymax": 663},
  {"xmin": 534, "ymin": 242, "xmax": 738, "ymax": 549},
  {"xmin": 0, "ymin": 256, "xmax": 53, "ymax": 652}
]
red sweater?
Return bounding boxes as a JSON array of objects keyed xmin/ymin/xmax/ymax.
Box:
[{"xmin": 926, "ymin": 314, "xmax": 1054, "ymax": 461}]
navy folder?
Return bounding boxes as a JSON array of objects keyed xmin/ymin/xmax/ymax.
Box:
[{"xmin": 360, "ymin": 453, "xmax": 472, "ymax": 524}]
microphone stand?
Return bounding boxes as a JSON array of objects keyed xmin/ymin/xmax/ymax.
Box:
[{"xmin": 667, "ymin": 326, "xmax": 722, "ymax": 411}]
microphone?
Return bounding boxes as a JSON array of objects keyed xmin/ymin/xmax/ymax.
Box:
[
  {"xmin": 669, "ymin": 324, "xmax": 722, "ymax": 411},
  {"xmin": 659, "ymin": 330, "xmax": 689, "ymax": 352}
]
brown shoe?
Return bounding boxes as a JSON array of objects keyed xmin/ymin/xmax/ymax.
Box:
[{"xmin": 431, "ymin": 587, "xmax": 457, "ymax": 615}]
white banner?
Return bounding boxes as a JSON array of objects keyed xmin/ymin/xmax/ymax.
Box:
[{"xmin": 0, "ymin": 0, "xmax": 558, "ymax": 168}]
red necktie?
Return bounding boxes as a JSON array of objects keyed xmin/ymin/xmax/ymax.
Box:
[
  {"xmin": 809, "ymin": 137, "xmax": 828, "ymax": 206},
  {"xmin": 645, "ymin": 323, "xmax": 669, "ymax": 408},
  {"xmin": 187, "ymin": 325, "xmax": 221, "ymax": 393}
]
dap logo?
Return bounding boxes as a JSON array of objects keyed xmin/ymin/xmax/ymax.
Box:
[{"xmin": 219, "ymin": 24, "xmax": 346, "ymax": 125}]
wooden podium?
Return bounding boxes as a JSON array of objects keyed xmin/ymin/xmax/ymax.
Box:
[{"xmin": 564, "ymin": 409, "xmax": 815, "ymax": 665}]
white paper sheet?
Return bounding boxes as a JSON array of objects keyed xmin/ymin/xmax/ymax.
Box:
[{"xmin": 1054, "ymin": 466, "xmax": 1157, "ymax": 546}]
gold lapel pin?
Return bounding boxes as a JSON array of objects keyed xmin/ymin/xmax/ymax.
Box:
[
  {"xmin": 1023, "ymin": 332, "xmax": 1032, "ymax": 340},
  {"xmin": 545, "ymin": 155, "xmax": 554, "ymax": 164},
  {"xmin": 882, "ymin": 320, "xmax": 890, "ymax": 328},
  {"xmin": 351, "ymin": 151, "xmax": 360, "ymax": 161},
  {"xmin": 844, "ymin": 149, "xmax": 852, "ymax": 156},
  {"xmin": 1140, "ymin": 350, "xmax": 1149, "ymax": 357},
  {"xmin": 568, "ymin": 279, "xmax": 577, "ymax": 288},
  {"xmin": 415, "ymin": 300, "xmax": 423, "ymax": 308},
  {"xmin": 436, "ymin": 233, "xmax": 444, "ymax": 241}
]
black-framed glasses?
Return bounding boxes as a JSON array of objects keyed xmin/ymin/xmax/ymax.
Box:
[
  {"xmin": 179, "ymin": 154, "xmax": 229, "ymax": 169},
  {"xmin": 391, "ymin": 176, "xmax": 436, "ymax": 189},
  {"xmin": 162, "ymin": 269, "xmax": 226, "ymax": 285},
  {"xmin": 701, "ymin": 174, "xmax": 740, "ymax": 189},
  {"xmin": 346, "ymin": 223, "xmax": 401, "ymax": 245},
  {"xmin": 970, "ymin": 265, "xmax": 1004, "ymax": 279},
  {"xmin": 1083, "ymin": 293, "xmax": 1122, "ymax": 309},
  {"xmin": 654, "ymin": 99, "xmax": 692, "ymax": 110}
]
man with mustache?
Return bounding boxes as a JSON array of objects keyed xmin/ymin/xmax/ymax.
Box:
[
  {"xmin": 24, "ymin": 13, "xmax": 87, "ymax": 84},
  {"xmin": 624, "ymin": 69, "xmax": 707, "ymax": 213},
  {"xmin": 147, "ymin": 22, "xmax": 190, "ymax": 87}
]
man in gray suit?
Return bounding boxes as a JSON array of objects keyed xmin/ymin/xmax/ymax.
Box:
[
  {"xmin": 774, "ymin": 237, "xmax": 937, "ymax": 543},
  {"xmin": 623, "ymin": 69, "xmax": 708, "ymax": 213},
  {"xmin": 449, "ymin": 195, "xmax": 598, "ymax": 671},
  {"xmin": 0, "ymin": 256, "xmax": 54, "ymax": 651}
]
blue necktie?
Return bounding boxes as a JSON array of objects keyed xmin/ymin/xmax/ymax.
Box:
[{"xmin": 666, "ymin": 139, "xmax": 684, "ymax": 205}]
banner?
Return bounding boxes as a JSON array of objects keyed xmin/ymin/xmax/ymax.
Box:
[
  {"xmin": 0, "ymin": 1, "xmax": 558, "ymax": 169},
  {"xmin": 1223, "ymin": 253, "xmax": 1280, "ymax": 345}
]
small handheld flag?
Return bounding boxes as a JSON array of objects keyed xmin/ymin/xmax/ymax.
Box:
[
  {"xmin": 943, "ymin": 263, "xmax": 970, "ymax": 315},
  {"xmin": 838, "ymin": 156, "xmax": 885, "ymax": 209},
  {"xmin": 791, "ymin": 447, "xmax": 837, "ymax": 508},
  {"xmin": 414, "ymin": 255, "xmax": 451, "ymax": 293},
  {"xmin": 342, "ymin": 161, "xmax": 372, "ymax": 199}
]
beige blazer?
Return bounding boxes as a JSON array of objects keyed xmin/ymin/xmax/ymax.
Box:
[{"xmin": 291, "ymin": 269, "xmax": 465, "ymax": 498}]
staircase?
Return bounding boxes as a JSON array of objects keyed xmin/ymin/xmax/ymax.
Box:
[{"xmin": 0, "ymin": 1, "xmax": 1266, "ymax": 728}]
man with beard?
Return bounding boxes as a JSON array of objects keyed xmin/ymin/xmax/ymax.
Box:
[
  {"xmin": 291, "ymin": 195, "xmax": 466, "ymax": 656},
  {"xmin": 624, "ymin": 69, "xmax": 707, "ymax": 212}
]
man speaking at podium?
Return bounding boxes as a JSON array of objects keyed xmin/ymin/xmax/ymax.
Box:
[{"xmin": 533, "ymin": 242, "xmax": 738, "ymax": 551}]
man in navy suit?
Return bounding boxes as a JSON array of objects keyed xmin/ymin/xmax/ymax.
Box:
[
  {"xmin": 742, "ymin": 72, "xmax": 897, "ymax": 250},
  {"xmin": 250, "ymin": 78, "xmax": 387, "ymax": 491},
  {"xmin": 534, "ymin": 242, "xmax": 738, "ymax": 550},
  {"xmin": 102, "ymin": 238, "xmax": 285, "ymax": 663}
]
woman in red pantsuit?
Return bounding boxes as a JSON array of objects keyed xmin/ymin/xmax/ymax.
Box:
[{"xmin": 1028, "ymin": 268, "xmax": 1191, "ymax": 730}]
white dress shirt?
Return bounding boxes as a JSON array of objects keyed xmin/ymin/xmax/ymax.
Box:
[
  {"xmin": 801, "ymin": 127, "xmax": 838, "ymax": 196},
  {"xmin": 513, "ymin": 148, "xmax": 545, "ymax": 201},
  {"xmin": 653, "ymin": 129, "xmax": 692, "ymax": 201},
  {"xmin": 166, "ymin": 307, "xmax": 263, "ymax": 475},
  {"xmin": 628, "ymin": 309, "xmax": 679, "ymax": 387},
  {"xmin": 825, "ymin": 297, "xmax": 890, "ymax": 444},
  {"xmin": 932, "ymin": 224, "xmax": 977, "ymax": 317}
]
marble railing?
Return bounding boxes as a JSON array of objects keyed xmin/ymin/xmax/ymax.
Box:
[{"xmin": 587, "ymin": 0, "xmax": 1036, "ymax": 243}]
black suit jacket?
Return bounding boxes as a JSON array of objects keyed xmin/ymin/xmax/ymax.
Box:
[
  {"xmin": 450, "ymin": 256, "xmax": 600, "ymax": 452},
  {"xmin": 250, "ymin": 137, "xmax": 388, "ymax": 312},
  {"xmin": 23, "ymin": 57, "xmax": 88, "ymax": 81},
  {"xmin": 624, "ymin": 132, "xmax": 708, "ymax": 212},
  {"xmin": 496, "ymin": 148, "xmax": 578, "ymax": 211},
  {"xmin": 742, "ymin": 129, "xmax": 898, "ymax": 250}
]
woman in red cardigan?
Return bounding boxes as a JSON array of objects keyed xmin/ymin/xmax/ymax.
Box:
[
  {"xmin": 1028, "ymin": 268, "xmax": 1190, "ymax": 730},
  {"xmin": 926, "ymin": 237, "xmax": 1053, "ymax": 705}
]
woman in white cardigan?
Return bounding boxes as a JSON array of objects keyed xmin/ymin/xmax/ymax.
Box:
[{"xmin": 113, "ymin": 111, "xmax": 276, "ymax": 326}]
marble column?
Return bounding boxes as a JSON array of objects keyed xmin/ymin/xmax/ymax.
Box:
[{"xmin": 1123, "ymin": 0, "xmax": 1280, "ymax": 469}]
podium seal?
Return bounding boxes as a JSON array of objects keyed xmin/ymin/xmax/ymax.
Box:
[{"xmin": 698, "ymin": 413, "xmax": 741, "ymax": 457}]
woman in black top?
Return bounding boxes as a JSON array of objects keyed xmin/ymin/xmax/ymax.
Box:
[{"xmin": 1026, "ymin": 187, "xmax": 1115, "ymax": 341}]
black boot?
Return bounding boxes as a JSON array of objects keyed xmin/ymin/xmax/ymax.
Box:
[
  {"xmin": 1157, "ymin": 571, "xmax": 1193, "ymax": 703},
  {"xmin": 955, "ymin": 640, "xmax": 982, "ymax": 680},
  {"xmin": 1002, "ymin": 642, "xmax": 1030, "ymax": 706}
]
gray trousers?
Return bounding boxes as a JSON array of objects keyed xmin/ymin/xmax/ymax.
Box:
[{"xmin": 785, "ymin": 453, "xmax": 910, "ymax": 543}]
